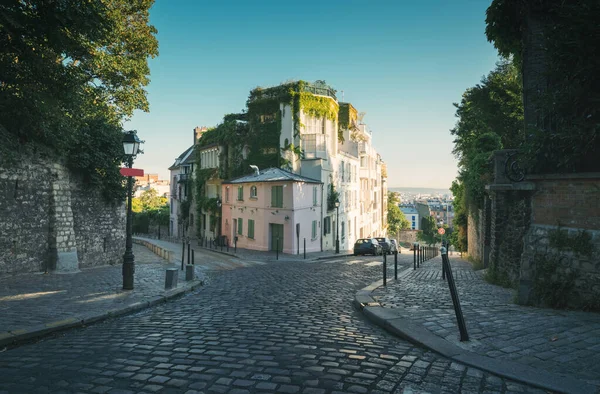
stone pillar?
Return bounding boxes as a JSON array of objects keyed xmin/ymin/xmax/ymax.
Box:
[{"xmin": 48, "ymin": 164, "xmax": 79, "ymax": 272}]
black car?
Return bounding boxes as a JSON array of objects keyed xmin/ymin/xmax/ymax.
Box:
[
  {"xmin": 353, "ymin": 238, "xmax": 382, "ymax": 256},
  {"xmin": 375, "ymin": 237, "xmax": 394, "ymax": 255}
]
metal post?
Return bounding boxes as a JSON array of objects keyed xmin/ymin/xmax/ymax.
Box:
[
  {"xmin": 187, "ymin": 241, "xmax": 190, "ymax": 265},
  {"xmin": 413, "ymin": 245, "xmax": 416, "ymax": 270},
  {"xmin": 234, "ymin": 237, "xmax": 237, "ymax": 253},
  {"xmin": 158, "ymin": 225, "xmax": 161, "ymax": 240},
  {"xmin": 192, "ymin": 249, "xmax": 195, "ymax": 265},
  {"xmin": 417, "ymin": 245, "xmax": 420, "ymax": 268},
  {"xmin": 181, "ymin": 239, "xmax": 185, "ymax": 270},
  {"xmin": 122, "ymin": 158, "xmax": 135, "ymax": 290},
  {"xmin": 335, "ymin": 205, "xmax": 340, "ymax": 254},
  {"xmin": 304, "ymin": 238, "xmax": 306, "ymax": 260},
  {"xmin": 383, "ymin": 252, "xmax": 387, "ymax": 287},
  {"xmin": 442, "ymin": 252, "xmax": 469, "ymax": 341},
  {"xmin": 394, "ymin": 251, "xmax": 398, "ymax": 280},
  {"xmin": 276, "ymin": 237, "xmax": 279, "ymax": 260}
]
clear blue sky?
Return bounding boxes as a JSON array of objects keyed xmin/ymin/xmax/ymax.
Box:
[{"xmin": 125, "ymin": 0, "xmax": 500, "ymax": 189}]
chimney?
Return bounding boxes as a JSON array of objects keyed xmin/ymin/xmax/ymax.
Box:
[{"xmin": 194, "ymin": 126, "xmax": 208, "ymax": 144}]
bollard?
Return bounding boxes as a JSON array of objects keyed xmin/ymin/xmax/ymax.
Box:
[
  {"xmin": 227, "ymin": 241, "xmax": 229, "ymax": 253},
  {"xmin": 413, "ymin": 245, "xmax": 416, "ymax": 270},
  {"xmin": 181, "ymin": 239, "xmax": 185, "ymax": 270},
  {"xmin": 276, "ymin": 237, "xmax": 279, "ymax": 260},
  {"xmin": 192, "ymin": 249, "xmax": 195, "ymax": 265},
  {"xmin": 185, "ymin": 264, "xmax": 194, "ymax": 281},
  {"xmin": 394, "ymin": 251, "xmax": 398, "ymax": 280},
  {"xmin": 442, "ymin": 251, "xmax": 469, "ymax": 341},
  {"xmin": 234, "ymin": 237, "xmax": 237, "ymax": 253},
  {"xmin": 383, "ymin": 252, "xmax": 387, "ymax": 287},
  {"xmin": 417, "ymin": 246, "xmax": 420, "ymax": 268},
  {"xmin": 165, "ymin": 267, "xmax": 178, "ymax": 289},
  {"xmin": 187, "ymin": 241, "xmax": 190, "ymax": 265},
  {"xmin": 304, "ymin": 238, "xmax": 306, "ymax": 260}
]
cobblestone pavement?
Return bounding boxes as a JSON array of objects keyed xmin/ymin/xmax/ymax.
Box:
[
  {"xmin": 372, "ymin": 255, "xmax": 600, "ymax": 389},
  {"xmin": 0, "ymin": 244, "xmax": 204, "ymax": 334},
  {"xmin": 0, "ymin": 253, "xmax": 545, "ymax": 393}
]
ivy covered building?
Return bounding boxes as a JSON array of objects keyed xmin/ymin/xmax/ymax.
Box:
[{"xmin": 170, "ymin": 80, "xmax": 387, "ymax": 252}]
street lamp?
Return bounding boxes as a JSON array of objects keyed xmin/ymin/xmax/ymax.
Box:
[
  {"xmin": 122, "ymin": 130, "xmax": 142, "ymax": 290},
  {"xmin": 335, "ymin": 199, "xmax": 340, "ymax": 254}
]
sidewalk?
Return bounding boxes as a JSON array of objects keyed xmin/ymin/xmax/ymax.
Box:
[
  {"xmin": 355, "ymin": 255, "xmax": 600, "ymax": 394},
  {"xmin": 134, "ymin": 235, "xmax": 354, "ymax": 263},
  {"xmin": 0, "ymin": 244, "xmax": 204, "ymax": 349}
]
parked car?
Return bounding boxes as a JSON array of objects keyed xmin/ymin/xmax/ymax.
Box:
[
  {"xmin": 390, "ymin": 239, "xmax": 399, "ymax": 254},
  {"xmin": 353, "ymin": 238, "xmax": 382, "ymax": 256},
  {"xmin": 375, "ymin": 237, "xmax": 394, "ymax": 255}
]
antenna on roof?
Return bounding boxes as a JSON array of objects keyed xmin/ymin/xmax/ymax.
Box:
[{"xmin": 249, "ymin": 165, "xmax": 259, "ymax": 176}]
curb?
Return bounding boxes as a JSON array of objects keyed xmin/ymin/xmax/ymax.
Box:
[
  {"xmin": 0, "ymin": 280, "xmax": 204, "ymax": 350},
  {"xmin": 354, "ymin": 276, "xmax": 596, "ymax": 394},
  {"xmin": 314, "ymin": 253, "xmax": 354, "ymax": 261}
]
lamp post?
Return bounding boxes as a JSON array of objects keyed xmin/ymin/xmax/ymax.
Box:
[
  {"xmin": 122, "ymin": 130, "xmax": 142, "ymax": 290},
  {"xmin": 335, "ymin": 199, "xmax": 340, "ymax": 254}
]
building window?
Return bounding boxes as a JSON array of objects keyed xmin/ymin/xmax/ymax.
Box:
[
  {"xmin": 323, "ymin": 216, "xmax": 331, "ymax": 235},
  {"xmin": 170, "ymin": 198, "xmax": 173, "ymax": 213},
  {"xmin": 341, "ymin": 222, "xmax": 345, "ymax": 240},
  {"xmin": 312, "ymin": 220, "xmax": 317, "ymax": 240},
  {"xmin": 271, "ymin": 185, "xmax": 283, "ymax": 208},
  {"xmin": 238, "ymin": 218, "xmax": 243, "ymax": 235},
  {"xmin": 250, "ymin": 186, "xmax": 257, "ymax": 198},
  {"xmin": 313, "ymin": 186, "xmax": 318, "ymax": 206},
  {"xmin": 226, "ymin": 187, "xmax": 230, "ymax": 203},
  {"xmin": 237, "ymin": 186, "xmax": 243, "ymax": 201},
  {"xmin": 248, "ymin": 219, "xmax": 255, "ymax": 239}
]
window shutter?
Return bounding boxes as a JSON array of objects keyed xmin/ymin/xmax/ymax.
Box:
[{"xmin": 238, "ymin": 218, "xmax": 243, "ymax": 235}]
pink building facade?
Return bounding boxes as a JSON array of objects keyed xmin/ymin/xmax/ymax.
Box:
[{"xmin": 221, "ymin": 168, "xmax": 323, "ymax": 254}]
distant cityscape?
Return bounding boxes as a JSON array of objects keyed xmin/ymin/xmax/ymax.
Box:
[{"xmin": 389, "ymin": 187, "xmax": 454, "ymax": 230}]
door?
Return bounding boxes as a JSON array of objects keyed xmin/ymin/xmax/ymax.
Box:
[
  {"xmin": 270, "ymin": 223, "xmax": 284, "ymax": 251},
  {"xmin": 232, "ymin": 219, "xmax": 237, "ymax": 245}
]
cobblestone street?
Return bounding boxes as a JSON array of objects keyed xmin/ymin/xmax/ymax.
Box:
[
  {"xmin": 371, "ymin": 256, "xmax": 600, "ymax": 390},
  {"xmin": 0, "ymin": 253, "xmax": 543, "ymax": 393}
]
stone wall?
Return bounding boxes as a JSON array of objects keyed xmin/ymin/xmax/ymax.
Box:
[
  {"xmin": 488, "ymin": 189, "xmax": 532, "ymax": 285},
  {"xmin": 396, "ymin": 230, "xmax": 419, "ymax": 246},
  {"xmin": 519, "ymin": 174, "xmax": 600, "ymax": 308},
  {"xmin": 467, "ymin": 210, "xmax": 483, "ymax": 262},
  {"xmin": 0, "ymin": 158, "xmax": 125, "ymax": 275}
]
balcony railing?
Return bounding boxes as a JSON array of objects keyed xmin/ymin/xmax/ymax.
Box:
[
  {"xmin": 302, "ymin": 83, "xmax": 337, "ymax": 101},
  {"xmin": 301, "ymin": 134, "xmax": 327, "ymax": 159}
]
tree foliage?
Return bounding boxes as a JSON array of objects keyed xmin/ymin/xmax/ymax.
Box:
[
  {"xmin": 417, "ymin": 215, "xmax": 438, "ymax": 246},
  {"xmin": 387, "ymin": 192, "xmax": 409, "ymax": 237},
  {"xmin": 0, "ymin": 0, "xmax": 159, "ymax": 201},
  {"xmin": 486, "ymin": 0, "xmax": 600, "ymax": 173},
  {"xmin": 449, "ymin": 59, "xmax": 523, "ymax": 251},
  {"xmin": 132, "ymin": 188, "xmax": 168, "ymax": 234}
]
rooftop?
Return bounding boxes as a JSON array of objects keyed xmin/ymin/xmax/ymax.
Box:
[{"xmin": 223, "ymin": 167, "xmax": 321, "ymax": 184}]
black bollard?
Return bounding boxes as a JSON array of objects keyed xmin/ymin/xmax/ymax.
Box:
[
  {"xmin": 234, "ymin": 237, "xmax": 237, "ymax": 253},
  {"xmin": 442, "ymin": 252, "xmax": 469, "ymax": 341},
  {"xmin": 187, "ymin": 241, "xmax": 190, "ymax": 265},
  {"xmin": 276, "ymin": 237, "xmax": 279, "ymax": 260},
  {"xmin": 304, "ymin": 238, "xmax": 306, "ymax": 260},
  {"xmin": 394, "ymin": 251, "xmax": 398, "ymax": 280},
  {"xmin": 181, "ymin": 239, "xmax": 185, "ymax": 270},
  {"xmin": 192, "ymin": 249, "xmax": 195, "ymax": 265},
  {"xmin": 413, "ymin": 245, "xmax": 416, "ymax": 270},
  {"xmin": 383, "ymin": 252, "xmax": 388, "ymax": 283}
]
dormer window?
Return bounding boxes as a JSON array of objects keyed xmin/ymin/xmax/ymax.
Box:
[{"xmin": 250, "ymin": 186, "xmax": 257, "ymax": 199}]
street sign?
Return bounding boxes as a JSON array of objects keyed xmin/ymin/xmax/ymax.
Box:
[
  {"xmin": 120, "ymin": 168, "xmax": 144, "ymax": 177},
  {"xmin": 438, "ymin": 227, "xmax": 445, "ymax": 235}
]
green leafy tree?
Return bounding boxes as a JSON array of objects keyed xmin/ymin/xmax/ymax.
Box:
[
  {"xmin": 0, "ymin": 0, "xmax": 159, "ymax": 200},
  {"xmin": 387, "ymin": 192, "xmax": 409, "ymax": 237},
  {"xmin": 417, "ymin": 215, "xmax": 438, "ymax": 246},
  {"xmin": 485, "ymin": 0, "xmax": 600, "ymax": 173},
  {"xmin": 449, "ymin": 59, "xmax": 523, "ymax": 252}
]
